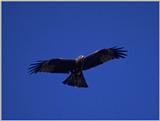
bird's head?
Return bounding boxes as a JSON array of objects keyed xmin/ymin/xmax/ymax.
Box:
[{"xmin": 76, "ymin": 55, "xmax": 85, "ymax": 62}]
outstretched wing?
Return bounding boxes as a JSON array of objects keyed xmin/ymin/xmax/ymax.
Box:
[
  {"xmin": 83, "ymin": 47, "xmax": 127, "ymax": 70},
  {"xmin": 29, "ymin": 58, "xmax": 76, "ymax": 74}
]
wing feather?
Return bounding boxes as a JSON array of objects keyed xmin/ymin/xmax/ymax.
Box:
[
  {"xmin": 29, "ymin": 58, "xmax": 76, "ymax": 74},
  {"xmin": 83, "ymin": 47, "xmax": 127, "ymax": 70}
]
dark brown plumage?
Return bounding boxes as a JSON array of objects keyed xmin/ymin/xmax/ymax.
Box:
[{"xmin": 29, "ymin": 46, "xmax": 127, "ymax": 88}]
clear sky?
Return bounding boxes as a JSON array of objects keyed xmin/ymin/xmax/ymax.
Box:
[{"xmin": 2, "ymin": 2, "xmax": 159, "ymax": 120}]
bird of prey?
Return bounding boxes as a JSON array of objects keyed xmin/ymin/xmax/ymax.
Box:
[{"xmin": 29, "ymin": 47, "xmax": 127, "ymax": 88}]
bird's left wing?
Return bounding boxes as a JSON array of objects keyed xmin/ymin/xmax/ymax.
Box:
[
  {"xmin": 83, "ymin": 47, "xmax": 127, "ymax": 70},
  {"xmin": 29, "ymin": 58, "xmax": 76, "ymax": 74}
]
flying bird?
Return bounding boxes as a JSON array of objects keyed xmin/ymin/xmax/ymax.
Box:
[{"xmin": 29, "ymin": 47, "xmax": 127, "ymax": 88}]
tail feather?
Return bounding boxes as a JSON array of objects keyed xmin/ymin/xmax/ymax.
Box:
[{"xmin": 63, "ymin": 72, "xmax": 88, "ymax": 88}]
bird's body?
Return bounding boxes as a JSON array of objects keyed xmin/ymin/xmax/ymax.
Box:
[
  {"xmin": 29, "ymin": 47, "xmax": 127, "ymax": 88},
  {"xmin": 62, "ymin": 55, "xmax": 88, "ymax": 87}
]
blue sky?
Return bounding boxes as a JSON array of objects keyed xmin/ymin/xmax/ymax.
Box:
[{"xmin": 2, "ymin": 2, "xmax": 159, "ymax": 120}]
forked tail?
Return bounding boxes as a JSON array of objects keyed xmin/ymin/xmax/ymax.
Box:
[{"xmin": 63, "ymin": 72, "xmax": 88, "ymax": 88}]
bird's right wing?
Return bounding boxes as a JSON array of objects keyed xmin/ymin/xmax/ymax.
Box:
[
  {"xmin": 83, "ymin": 47, "xmax": 127, "ymax": 70},
  {"xmin": 28, "ymin": 58, "xmax": 76, "ymax": 74}
]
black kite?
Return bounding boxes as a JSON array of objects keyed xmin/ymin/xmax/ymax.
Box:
[{"xmin": 29, "ymin": 47, "xmax": 127, "ymax": 88}]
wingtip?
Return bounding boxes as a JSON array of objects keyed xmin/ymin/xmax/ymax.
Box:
[
  {"xmin": 110, "ymin": 46, "xmax": 127, "ymax": 59},
  {"xmin": 28, "ymin": 61, "xmax": 41, "ymax": 74}
]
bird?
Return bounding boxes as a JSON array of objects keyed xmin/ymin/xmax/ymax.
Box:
[{"xmin": 28, "ymin": 46, "xmax": 127, "ymax": 88}]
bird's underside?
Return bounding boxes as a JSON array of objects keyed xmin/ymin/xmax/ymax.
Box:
[{"xmin": 29, "ymin": 46, "xmax": 127, "ymax": 88}]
